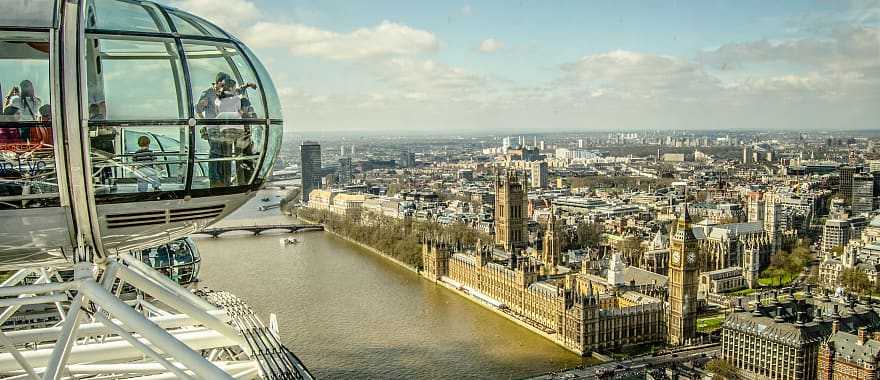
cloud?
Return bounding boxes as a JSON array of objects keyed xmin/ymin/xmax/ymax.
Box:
[
  {"xmin": 699, "ymin": 26, "xmax": 880, "ymax": 71},
  {"xmin": 172, "ymin": 0, "xmax": 439, "ymax": 61},
  {"xmin": 478, "ymin": 38, "xmax": 503, "ymax": 53},
  {"xmin": 559, "ymin": 50, "xmax": 720, "ymax": 99},
  {"xmin": 246, "ymin": 21, "xmax": 439, "ymax": 60}
]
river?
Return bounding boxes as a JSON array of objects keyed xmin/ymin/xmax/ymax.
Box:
[{"xmin": 193, "ymin": 188, "xmax": 593, "ymax": 379}]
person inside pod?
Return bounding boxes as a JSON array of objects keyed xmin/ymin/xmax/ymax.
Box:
[{"xmin": 196, "ymin": 72, "xmax": 257, "ymax": 187}]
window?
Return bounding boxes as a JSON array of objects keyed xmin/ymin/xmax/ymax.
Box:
[
  {"xmin": 85, "ymin": 36, "xmax": 187, "ymax": 120},
  {"xmin": 90, "ymin": 125, "xmax": 189, "ymax": 195},
  {"xmin": 85, "ymin": 0, "xmax": 169, "ymax": 33},
  {"xmin": 167, "ymin": 9, "xmax": 228, "ymax": 38},
  {"xmin": 192, "ymin": 125, "xmax": 264, "ymax": 188},
  {"xmin": 184, "ymin": 42, "xmax": 265, "ymax": 120},
  {"xmin": 0, "ymin": 31, "xmax": 58, "ymax": 209}
]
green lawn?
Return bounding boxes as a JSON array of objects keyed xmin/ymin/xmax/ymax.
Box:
[
  {"xmin": 697, "ymin": 314, "xmax": 726, "ymax": 333},
  {"xmin": 758, "ymin": 271, "xmax": 796, "ymax": 287}
]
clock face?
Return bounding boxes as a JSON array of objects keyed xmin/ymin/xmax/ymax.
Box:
[
  {"xmin": 672, "ymin": 252, "xmax": 681, "ymax": 265},
  {"xmin": 687, "ymin": 252, "xmax": 696, "ymax": 264}
]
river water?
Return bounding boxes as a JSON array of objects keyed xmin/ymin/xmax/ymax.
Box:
[{"xmin": 193, "ymin": 188, "xmax": 592, "ymax": 379}]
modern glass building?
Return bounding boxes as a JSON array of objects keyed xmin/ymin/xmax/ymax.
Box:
[{"xmin": 0, "ymin": 0, "xmax": 283, "ymax": 268}]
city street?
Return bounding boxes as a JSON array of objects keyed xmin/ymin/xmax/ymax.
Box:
[{"xmin": 528, "ymin": 344, "xmax": 720, "ymax": 380}]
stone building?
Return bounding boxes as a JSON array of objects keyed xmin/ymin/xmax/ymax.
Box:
[
  {"xmin": 667, "ymin": 205, "xmax": 700, "ymax": 346},
  {"xmin": 421, "ymin": 239, "xmax": 666, "ymax": 355},
  {"xmin": 641, "ymin": 229, "xmax": 669, "ymax": 276},
  {"xmin": 494, "ymin": 170, "xmax": 528, "ymax": 252},
  {"xmin": 721, "ymin": 289, "xmax": 880, "ymax": 380},
  {"xmin": 818, "ymin": 327, "xmax": 880, "ymax": 380}
]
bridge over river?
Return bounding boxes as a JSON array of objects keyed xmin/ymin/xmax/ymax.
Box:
[{"xmin": 194, "ymin": 223, "xmax": 324, "ymax": 237}]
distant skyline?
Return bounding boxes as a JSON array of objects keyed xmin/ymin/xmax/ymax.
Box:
[{"xmin": 167, "ymin": 0, "xmax": 880, "ymax": 133}]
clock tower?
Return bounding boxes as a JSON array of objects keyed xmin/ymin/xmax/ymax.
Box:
[{"xmin": 667, "ymin": 204, "xmax": 699, "ymax": 346}]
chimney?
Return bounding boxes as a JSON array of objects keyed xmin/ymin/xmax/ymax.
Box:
[
  {"xmin": 858, "ymin": 327, "xmax": 867, "ymax": 345},
  {"xmin": 832, "ymin": 320, "xmax": 840, "ymax": 334},
  {"xmin": 773, "ymin": 306, "xmax": 785, "ymax": 322}
]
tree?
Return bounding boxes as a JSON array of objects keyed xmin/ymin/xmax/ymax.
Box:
[
  {"xmin": 840, "ymin": 267, "xmax": 872, "ymax": 296},
  {"xmin": 575, "ymin": 221, "xmax": 602, "ymax": 250},
  {"xmin": 705, "ymin": 358, "xmax": 739, "ymax": 380}
]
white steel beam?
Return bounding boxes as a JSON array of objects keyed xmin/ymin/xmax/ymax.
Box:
[
  {"xmin": 114, "ymin": 265, "xmax": 244, "ymax": 348},
  {"xmin": 118, "ymin": 253, "xmax": 216, "ymax": 311},
  {"xmin": 0, "ymin": 329, "xmax": 236, "ymax": 373},
  {"xmin": 3, "ymin": 310, "xmax": 229, "ymax": 345},
  {"xmin": 77, "ymin": 279, "xmax": 235, "ymax": 379},
  {"xmin": 41, "ymin": 293, "xmax": 83, "ymax": 380},
  {"xmin": 90, "ymin": 311, "xmax": 194, "ymax": 380}
]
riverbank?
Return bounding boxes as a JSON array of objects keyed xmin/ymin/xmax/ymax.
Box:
[
  {"xmin": 297, "ymin": 215, "xmax": 418, "ymax": 273},
  {"xmin": 298, "ymin": 214, "xmax": 604, "ymax": 363}
]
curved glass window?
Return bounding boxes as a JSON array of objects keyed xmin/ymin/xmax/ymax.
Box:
[
  {"xmin": 86, "ymin": 0, "xmax": 169, "ymax": 33},
  {"xmin": 134, "ymin": 237, "xmax": 201, "ymax": 285},
  {"xmin": 0, "ymin": 31, "xmax": 58, "ymax": 209},
  {"xmin": 90, "ymin": 125, "xmax": 188, "ymax": 195},
  {"xmin": 79, "ymin": 0, "xmax": 283, "ymax": 201},
  {"xmin": 193, "ymin": 125, "xmax": 264, "ymax": 188},
  {"xmin": 184, "ymin": 42, "xmax": 265, "ymax": 120},
  {"xmin": 259, "ymin": 124, "xmax": 282, "ymax": 179},
  {"xmin": 167, "ymin": 9, "xmax": 228, "ymax": 38},
  {"xmin": 242, "ymin": 45, "xmax": 282, "ymax": 119},
  {"xmin": 85, "ymin": 36, "xmax": 187, "ymax": 120}
]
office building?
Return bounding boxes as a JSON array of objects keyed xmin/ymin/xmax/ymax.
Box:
[
  {"xmin": 300, "ymin": 141, "xmax": 322, "ymax": 203},
  {"xmin": 338, "ymin": 157, "xmax": 353, "ymax": 185},
  {"xmin": 530, "ymin": 161, "xmax": 548, "ymax": 189}
]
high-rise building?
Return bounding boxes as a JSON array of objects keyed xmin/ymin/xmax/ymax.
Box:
[
  {"xmin": 840, "ymin": 166, "xmax": 859, "ymax": 202},
  {"xmin": 337, "ymin": 157, "xmax": 353, "ymax": 185},
  {"xmin": 823, "ymin": 218, "xmax": 851, "ymax": 253},
  {"xmin": 743, "ymin": 146, "xmax": 752, "ymax": 165},
  {"xmin": 398, "ymin": 150, "xmax": 415, "ymax": 168},
  {"xmin": 667, "ymin": 204, "xmax": 699, "ymax": 346},
  {"xmin": 577, "ymin": 139, "xmax": 584, "ymax": 148},
  {"xmin": 300, "ymin": 141, "xmax": 321, "ymax": 203},
  {"xmin": 494, "ymin": 170, "xmax": 528, "ymax": 253},
  {"xmin": 853, "ymin": 174, "xmax": 874, "ymax": 215},
  {"xmin": 530, "ymin": 161, "xmax": 548, "ymax": 189}
]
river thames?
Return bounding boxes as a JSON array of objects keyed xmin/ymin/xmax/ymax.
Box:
[{"xmin": 193, "ymin": 189, "xmax": 593, "ymax": 379}]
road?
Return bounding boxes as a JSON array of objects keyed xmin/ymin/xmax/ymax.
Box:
[{"xmin": 527, "ymin": 344, "xmax": 720, "ymax": 380}]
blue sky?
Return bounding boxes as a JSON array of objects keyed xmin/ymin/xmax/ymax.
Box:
[{"xmin": 170, "ymin": 0, "xmax": 880, "ymax": 133}]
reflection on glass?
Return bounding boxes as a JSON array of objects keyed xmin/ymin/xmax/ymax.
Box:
[
  {"xmin": 134, "ymin": 237, "xmax": 201, "ymax": 285},
  {"xmin": 194, "ymin": 125, "xmax": 263, "ymax": 188},
  {"xmin": 0, "ymin": 32, "xmax": 58, "ymax": 209},
  {"xmin": 258, "ymin": 124, "xmax": 282, "ymax": 179},
  {"xmin": 91, "ymin": 126, "xmax": 188, "ymax": 196},
  {"xmin": 85, "ymin": 0, "xmax": 168, "ymax": 33},
  {"xmin": 168, "ymin": 10, "xmax": 228, "ymax": 38},
  {"xmin": 185, "ymin": 42, "xmax": 265, "ymax": 119},
  {"xmin": 241, "ymin": 44, "xmax": 282, "ymax": 119},
  {"xmin": 85, "ymin": 37, "xmax": 187, "ymax": 120}
]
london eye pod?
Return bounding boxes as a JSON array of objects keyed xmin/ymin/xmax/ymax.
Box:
[{"xmin": 0, "ymin": 0, "xmax": 284, "ymax": 269}]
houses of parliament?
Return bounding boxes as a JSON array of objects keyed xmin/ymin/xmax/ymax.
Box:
[{"xmin": 420, "ymin": 171, "xmax": 700, "ymax": 355}]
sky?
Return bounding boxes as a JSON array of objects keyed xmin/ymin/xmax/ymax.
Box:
[{"xmin": 166, "ymin": 0, "xmax": 880, "ymax": 134}]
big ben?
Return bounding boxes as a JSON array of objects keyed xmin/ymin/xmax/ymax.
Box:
[{"xmin": 667, "ymin": 204, "xmax": 699, "ymax": 346}]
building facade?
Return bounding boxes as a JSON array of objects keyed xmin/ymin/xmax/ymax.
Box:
[
  {"xmin": 495, "ymin": 170, "xmax": 529, "ymax": 252},
  {"xmin": 421, "ymin": 240, "xmax": 666, "ymax": 355},
  {"xmin": 668, "ymin": 205, "xmax": 699, "ymax": 346},
  {"xmin": 818, "ymin": 328, "xmax": 880, "ymax": 380},
  {"xmin": 300, "ymin": 141, "xmax": 322, "ymax": 203}
]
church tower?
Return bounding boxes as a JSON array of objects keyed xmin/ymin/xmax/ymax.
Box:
[
  {"xmin": 668, "ymin": 204, "xmax": 700, "ymax": 346},
  {"xmin": 542, "ymin": 211, "xmax": 562, "ymax": 275},
  {"xmin": 495, "ymin": 170, "xmax": 528, "ymax": 252}
]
